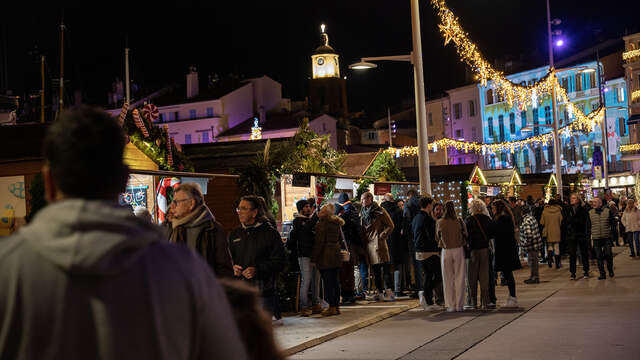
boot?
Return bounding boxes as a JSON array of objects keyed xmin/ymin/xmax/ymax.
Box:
[
  {"xmin": 555, "ymin": 255, "xmax": 562, "ymax": 269},
  {"xmin": 301, "ymin": 307, "xmax": 313, "ymax": 317},
  {"xmin": 321, "ymin": 306, "xmax": 339, "ymax": 317},
  {"xmin": 311, "ymin": 304, "xmax": 323, "ymax": 314},
  {"xmin": 547, "ymin": 251, "xmax": 554, "ymax": 268}
]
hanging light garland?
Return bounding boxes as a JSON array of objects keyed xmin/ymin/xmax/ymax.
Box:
[{"xmin": 620, "ymin": 144, "xmax": 640, "ymax": 152}]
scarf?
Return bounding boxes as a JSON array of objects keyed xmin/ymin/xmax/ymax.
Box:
[
  {"xmin": 361, "ymin": 203, "xmax": 379, "ymax": 226},
  {"xmin": 169, "ymin": 205, "xmax": 206, "ymax": 243}
]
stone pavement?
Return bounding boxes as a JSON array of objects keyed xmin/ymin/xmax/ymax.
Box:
[{"xmin": 284, "ymin": 246, "xmax": 640, "ymax": 359}]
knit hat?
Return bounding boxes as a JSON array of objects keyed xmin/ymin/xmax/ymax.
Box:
[{"xmin": 296, "ymin": 199, "xmax": 309, "ymax": 212}]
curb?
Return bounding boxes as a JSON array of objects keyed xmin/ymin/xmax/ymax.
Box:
[{"xmin": 282, "ymin": 301, "xmax": 420, "ymax": 356}]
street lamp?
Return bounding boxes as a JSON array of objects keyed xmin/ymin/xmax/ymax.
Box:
[
  {"xmin": 546, "ymin": 0, "xmax": 563, "ymax": 199},
  {"xmin": 348, "ymin": 0, "xmax": 431, "ymax": 194}
]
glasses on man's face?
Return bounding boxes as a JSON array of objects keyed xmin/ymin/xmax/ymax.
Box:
[
  {"xmin": 236, "ymin": 206, "xmax": 255, "ymax": 213},
  {"xmin": 171, "ymin": 198, "xmax": 192, "ymax": 206}
]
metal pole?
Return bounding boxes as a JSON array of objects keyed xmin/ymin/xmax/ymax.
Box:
[
  {"xmin": 125, "ymin": 47, "xmax": 131, "ymax": 104},
  {"xmin": 387, "ymin": 107, "xmax": 393, "ymax": 147},
  {"xmin": 410, "ymin": 0, "xmax": 431, "ymax": 194},
  {"xmin": 597, "ymin": 50, "xmax": 609, "ymax": 188},
  {"xmin": 546, "ymin": 0, "xmax": 563, "ymax": 200},
  {"xmin": 59, "ymin": 21, "xmax": 65, "ymax": 114},
  {"xmin": 41, "ymin": 56, "xmax": 45, "ymax": 123}
]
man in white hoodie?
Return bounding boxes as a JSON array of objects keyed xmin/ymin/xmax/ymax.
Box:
[{"xmin": 0, "ymin": 106, "xmax": 248, "ymax": 360}]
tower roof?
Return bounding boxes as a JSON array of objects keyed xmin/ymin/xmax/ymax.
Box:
[{"xmin": 314, "ymin": 24, "xmax": 337, "ymax": 55}]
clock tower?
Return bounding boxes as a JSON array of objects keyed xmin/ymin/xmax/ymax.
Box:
[{"xmin": 309, "ymin": 24, "xmax": 348, "ymax": 117}]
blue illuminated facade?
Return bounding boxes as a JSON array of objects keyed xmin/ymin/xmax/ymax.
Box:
[{"xmin": 479, "ymin": 61, "xmax": 628, "ymax": 174}]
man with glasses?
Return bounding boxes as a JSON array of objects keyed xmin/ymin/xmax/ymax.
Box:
[
  {"xmin": 229, "ymin": 195, "xmax": 286, "ymax": 323},
  {"xmin": 167, "ymin": 183, "xmax": 234, "ymax": 278}
]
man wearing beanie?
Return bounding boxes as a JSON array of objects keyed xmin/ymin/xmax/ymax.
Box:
[{"xmin": 290, "ymin": 199, "xmax": 322, "ymax": 316}]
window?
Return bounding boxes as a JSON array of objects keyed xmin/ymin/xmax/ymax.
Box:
[
  {"xmin": 368, "ymin": 132, "xmax": 375, "ymax": 140},
  {"xmin": 575, "ymin": 74, "xmax": 583, "ymax": 91},
  {"xmin": 458, "ymin": 158, "xmax": 463, "ymax": 164},
  {"xmin": 486, "ymin": 89, "xmax": 494, "ymax": 105},
  {"xmin": 497, "ymin": 92, "xmax": 505, "ymax": 103},
  {"xmin": 202, "ymin": 131, "xmax": 209, "ymax": 143},
  {"xmin": 523, "ymin": 149, "xmax": 530, "ymax": 165},
  {"xmin": 472, "ymin": 127, "xmax": 477, "ymax": 141},
  {"xmin": 535, "ymin": 148, "xmax": 542, "ymax": 170},
  {"xmin": 206, "ymin": 107, "xmax": 214, "ymax": 117},
  {"xmin": 455, "ymin": 129, "xmax": 463, "ymax": 138},
  {"xmin": 533, "ymin": 109, "xmax": 539, "ymax": 135},
  {"xmin": 589, "ymin": 71, "xmax": 597, "ymax": 89},
  {"xmin": 490, "ymin": 155, "xmax": 496, "ymax": 169},
  {"xmin": 469, "ymin": 100, "xmax": 476, "ymax": 116},
  {"xmin": 189, "ymin": 110, "xmax": 196, "ymax": 119},
  {"xmin": 428, "ymin": 112, "xmax": 433, "ymax": 126},
  {"xmin": 544, "ymin": 106, "xmax": 551, "ymax": 125},
  {"xmin": 563, "ymin": 109, "xmax": 568, "ymax": 125},
  {"xmin": 159, "ymin": 113, "xmax": 165, "ymax": 122},
  {"xmin": 547, "ymin": 146, "xmax": 554, "ymax": 165},
  {"xmin": 168, "ymin": 112, "xmax": 175, "ymax": 121},
  {"xmin": 185, "ymin": 134, "xmax": 192, "ymax": 144},
  {"xmin": 561, "ymin": 77, "xmax": 569, "ymax": 92},
  {"xmin": 498, "ymin": 115, "xmax": 505, "ymax": 142},
  {"xmin": 616, "ymin": 87, "xmax": 625, "ymax": 102},
  {"xmin": 174, "ymin": 112, "xmax": 180, "ymax": 121},
  {"xmin": 453, "ymin": 103, "xmax": 462, "ymax": 119},
  {"xmin": 500, "ymin": 153, "xmax": 507, "ymax": 168},
  {"xmin": 521, "ymin": 110, "xmax": 527, "ymax": 128},
  {"xmin": 509, "ymin": 113, "xmax": 516, "ymax": 134},
  {"xmin": 488, "ymin": 117, "xmax": 494, "ymax": 137},
  {"xmin": 619, "ymin": 117, "xmax": 627, "ymax": 136}
]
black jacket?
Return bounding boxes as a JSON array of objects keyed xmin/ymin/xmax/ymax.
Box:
[
  {"xmin": 382, "ymin": 200, "xmax": 407, "ymax": 264},
  {"xmin": 290, "ymin": 213, "xmax": 319, "ymax": 258},
  {"xmin": 565, "ymin": 204, "xmax": 589, "ymax": 239},
  {"xmin": 491, "ymin": 214, "xmax": 522, "ymax": 272},
  {"xmin": 412, "ymin": 210, "xmax": 439, "ymax": 253},
  {"xmin": 403, "ymin": 196, "xmax": 421, "ymax": 238},
  {"xmin": 228, "ymin": 221, "xmax": 286, "ymax": 293},
  {"xmin": 465, "ymin": 214, "xmax": 493, "ymax": 250}
]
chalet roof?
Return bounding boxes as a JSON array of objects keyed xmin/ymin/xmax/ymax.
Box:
[
  {"xmin": 402, "ymin": 164, "xmax": 476, "ymax": 183},
  {"xmin": 341, "ymin": 152, "xmax": 378, "ymax": 177},
  {"xmin": 482, "ymin": 168, "xmax": 522, "ymax": 185},
  {"xmin": 182, "ymin": 137, "xmax": 291, "ymax": 173}
]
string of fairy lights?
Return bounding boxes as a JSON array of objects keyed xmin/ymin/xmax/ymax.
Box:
[{"xmin": 386, "ymin": 0, "xmax": 608, "ymax": 158}]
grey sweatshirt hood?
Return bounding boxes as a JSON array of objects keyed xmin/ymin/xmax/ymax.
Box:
[{"xmin": 18, "ymin": 199, "xmax": 164, "ymax": 276}]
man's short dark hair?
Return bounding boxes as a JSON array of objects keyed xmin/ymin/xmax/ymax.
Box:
[
  {"xmin": 176, "ymin": 183, "xmax": 204, "ymax": 208},
  {"xmin": 418, "ymin": 196, "xmax": 434, "ymax": 209},
  {"xmin": 407, "ymin": 188, "xmax": 418, "ymax": 197},
  {"xmin": 43, "ymin": 106, "xmax": 128, "ymax": 199}
]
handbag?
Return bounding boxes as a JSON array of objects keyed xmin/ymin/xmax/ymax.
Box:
[{"xmin": 339, "ymin": 228, "xmax": 351, "ymax": 262}]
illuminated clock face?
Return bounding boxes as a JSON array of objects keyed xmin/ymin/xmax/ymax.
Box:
[{"xmin": 317, "ymin": 57, "xmax": 325, "ymax": 66}]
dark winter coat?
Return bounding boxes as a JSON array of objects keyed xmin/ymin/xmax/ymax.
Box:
[
  {"xmin": 412, "ymin": 210, "xmax": 439, "ymax": 253},
  {"xmin": 403, "ymin": 196, "xmax": 421, "ymax": 238},
  {"xmin": 465, "ymin": 214, "xmax": 493, "ymax": 250},
  {"xmin": 381, "ymin": 200, "xmax": 408, "ymax": 264},
  {"xmin": 360, "ymin": 203, "xmax": 394, "ymax": 265},
  {"xmin": 338, "ymin": 203, "xmax": 366, "ymax": 262},
  {"xmin": 291, "ymin": 213, "xmax": 319, "ymax": 258},
  {"xmin": 168, "ymin": 206, "xmax": 234, "ymax": 278},
  {"xmin": 565, "ymin": 205, "xmax": 590, "ymax": 242},
  {"xmin": 312, "ymin": 214, "xmax": 345, "ymax": 270},
  {"xmin": 228, "ymin": 221, "xmax": 286, "ymax": 293},
  {"xmin": 492, "ymin": 213, "xmax": 522, "ymax": 272}
]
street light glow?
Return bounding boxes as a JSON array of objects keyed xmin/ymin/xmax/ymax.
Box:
[
  {"xmin": 555, "ymin": 39, "xmax": 564, "ymax": 47},
  {"xmin": 349, "ymin": 61, "xmax": 378, "ymax": 70}
]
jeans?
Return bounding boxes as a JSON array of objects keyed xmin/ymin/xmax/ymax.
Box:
[
  {"xmin": 298, "ymin": 257, "xmax": 320, "ymax": 308},
  {"xmin": 468, "ymin": 248, "xmax": 490, "ymax": 307},
  {"xmin": 488, "ymin": 245, "xmax": 497, "ymax": 304},
  {"xmin": 263, "ymin": 289, "xmax": 281, "ymax": 320},
  {"xmin": 372, "ymin": 263, "xmax": 392, "ymax": 292},
  {"xmin": 393, "ymin": 264, "xmax": 406, "ymax": 293},
  {"xmin": 593, "ymin": 238, "xmax": 614, "ymax": 275},
  {"xmin": 408, "ymin": 241, "xmax": 424, "ymax": 291},
  {"xmin": 568, "ymin": 238, "xmax": 590, "ymax": 276},
  {"xmin": 358, "ymin": 262, "xmax": 369, "ymax": 293},
  {"xmin": 320, "ymin": 268, "xmax": 340, "ymax": 307},
  {"xmin": 628, "ymin": 232, "xmax": 640, "ymax": 256},
  {"xmin": 418, "ymin": 255, "xmax": 442, "ymax": 305},
  {"xmin": 527, "ymin": 251, "xmax": 539, "ymax": 279}
]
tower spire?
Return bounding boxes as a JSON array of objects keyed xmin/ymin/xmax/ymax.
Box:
[{"xmin": 321, "ymin": 23, "xmax": 329, "ymax": 46}]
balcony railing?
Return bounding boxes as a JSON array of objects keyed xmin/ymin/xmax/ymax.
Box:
[
  {"xmin": 632, "ymin": 89, "xmax": 640, "ymax": 104},
  {"xmin": 623, "ymin": 49, "xmax": 640, "ymax": 63}
]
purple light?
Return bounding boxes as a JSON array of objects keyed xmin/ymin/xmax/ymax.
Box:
[
  {"xmin": 555, "ymin": 39, "xmax": 564, "ymax": 47},
  {"xmin": 604, "ymin": 88, "xmax": 609, "ymax": 92}
]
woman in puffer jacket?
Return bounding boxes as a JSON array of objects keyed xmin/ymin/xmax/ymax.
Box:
[{"xmin": 312, "ymin": 203, "xmax": 345, "ymax": 316}]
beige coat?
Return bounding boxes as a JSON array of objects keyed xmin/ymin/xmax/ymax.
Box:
[
  {"xmin": 436, "ymin": 217, "xmax": 467, "ymax": 249},
  {"xmin": 540, "ymin": 204, "xmax": 563, "ymax": 244},
  {"xmin": 361, "ymin": 203, "xmax": 394, "ymax": 265}
]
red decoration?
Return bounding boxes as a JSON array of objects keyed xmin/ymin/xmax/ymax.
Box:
[
  {"xmin": 142, "ymin": 103, "xmax": 159, "ymax": 123},
  {"xmin": 118, "ymin": 102, "xmax": 129, "ymax": 127},
  {"xmin": 133, "ymin": 109, "xmax": 149, "ymax": 137}
]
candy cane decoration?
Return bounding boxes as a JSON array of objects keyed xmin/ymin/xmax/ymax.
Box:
[
  {"xmin": 164, "ymin": 125, "xmax": 173, "ymax": 167},
  {"xmin": 142, "ymin": 103, "xmax": 159, "ymax": 123},
  {"xmin": 133, "ymin": 109, "xmax": 149, "ymax": 137},
  {"xmin": 156, "ymin": 177, "xmax": 181, "ymax": 224},
  {"xmin": 118, "ymin": 102, "xmax": 129, "ymax": 126}
]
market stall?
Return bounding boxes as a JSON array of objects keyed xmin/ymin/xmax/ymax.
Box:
[
  {"xmin": 473, "ymin": 167, "xmax": 524, "ymax": 198},
  {"xmin": 591, "ymin": 172, "xmax": 637, "ymax": 199}
]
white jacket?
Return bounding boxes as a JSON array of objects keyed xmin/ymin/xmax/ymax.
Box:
[
  {"xmin": 0, "ymin": 199, "xmax": 248, "ymax": 360},
  {"xmin": 622, "ymin": 208, "xmax": 640, "ymax": 233}
]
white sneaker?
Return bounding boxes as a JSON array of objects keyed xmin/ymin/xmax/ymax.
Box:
[
  {"xmin": 367, "ymin": 292, "xmax": 384, "ymax": 301},
  {"xmin": 463, "ymin": 304, "xmax": 475, "ymax": 311},
  {"xmin": 418, "ymin": 291, "xmax": 426, "ymax": 307},
  {"xmin": 424, "ymin": 304, "xmax": 442, "ymax": 312},
  {"xmin": 383, "ymin": 289, "xmax": 396, "ymax": 302},
  {"xmin": 503, "ymin": 296, "xmax": 518, "ymax": 308}
]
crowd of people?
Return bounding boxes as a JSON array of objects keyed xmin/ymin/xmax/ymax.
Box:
[{"xmin": 0, "ymin": 105, "xmax": 635, "ymax": 358}]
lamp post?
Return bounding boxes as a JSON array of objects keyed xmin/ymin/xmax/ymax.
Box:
[
  {"xmin": 349, "ymin": 0, "xmax": 431, "ymax": 194},
  {"xmin": 546, "ymin": 0, "xmax": 563, "ymax": 200}
]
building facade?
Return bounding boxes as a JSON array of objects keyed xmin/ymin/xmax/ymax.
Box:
[
  {"xmin": 622, "ymin": 32, "xmax": 640, "ymax": 172},
  {"xmin": 479, "ymin": 61, "xmax": 627, "ymax": 175},
  {"xmin": 444, "ymin": 84, "xmax": 483, "ymax": 166}
]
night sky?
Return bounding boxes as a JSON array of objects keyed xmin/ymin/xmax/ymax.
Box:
[{"xmin": 3, "ymin": 1, "xmax": 640, "ymax": 121}]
